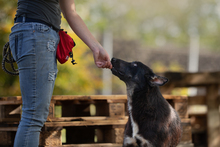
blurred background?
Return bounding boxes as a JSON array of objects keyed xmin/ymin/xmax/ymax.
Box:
[{"xmin": 1, "ymin": 0, "xmax": 220, "ymax": 96}]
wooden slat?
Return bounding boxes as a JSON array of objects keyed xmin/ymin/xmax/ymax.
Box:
[
  {"xmin": 181, "ymin": 119, "xmax": 192, "ymax": 143},
  {"xmin": 45, "ymin": 117, "xmax": 128, "ymax": 127},
  {"xmin": 9, "ymin": 106, "xmax": 21, "ymax": 115},
  {"xmin": 0, "ymin": 127, "xmax": 17, "ymax": 131},
  {"xmin": 163, "ymin": 95, "xmax": 188, "ymax": 100},
  {"xmin": 55, "ymin": 143, "xmax": 123, "ymax": 147},
  {"xmin": 43, "ymin": 143, "xmax": 194, "ymax": 147},
  {"xmin": 107, "ymin": 99, "xmax": 127, "ymax": 103},
  {"xmin": 48, "ymin": 116, "xmax": 128, "ymax": 122},
  {"xmin": 49, "ymin": 117, "xmax": 190, "ymax": 123},
  {"xmin": 53, "ymin": 95, "xmax": 187, "ymax": 101},
  {"xmin": 0, "ymin": 96, "xmax": 22, "ymax": 101},
  {"xmin": 40, "ymin": 129, "xmax": 62, "ymax": 146},
  {"xmin": 206, "ymin": 84, "xmax": 220, "ymax": 147},
  {"xmin": 177, "ymin": 143, "xmax": 194, "ymax": 147},
  {"xmin": 109, "ymin": 103, "xmax": 125, "ymax": 117},
  {"xmin": 159, "ymin": 71, "xmax": 220, "ymax": 87},
  {"xmin": 52, "ymin": 95, "xmax": 127, "ymax": 101},
  {"xmin": 0, "ymin": 96, "xmax": 22, "ymax": 105},
  {"xmin": 0, "ymin": 118, "xmax": 20, "ymax": 122},
  {"xmin": 0, "ymin": 95, "xmax": 187, "ymax": 105},
  {"xmin": 0, "ymin": 100, "xmax": 22, "ymax": 105},
  {"xmin": 173, "ymin": 98, "xmax": 188, "ymax": 119}
]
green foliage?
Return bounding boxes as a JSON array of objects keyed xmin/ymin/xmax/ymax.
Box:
[
  {"xmin": 76, "ymin": 0, "xmax": 220, "ymax": 51},
  {"xmin": 0, "ymin": 1, "xmax": 19, "ymax": 96}
]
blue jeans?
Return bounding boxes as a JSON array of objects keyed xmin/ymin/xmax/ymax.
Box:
[{"xmin": 9, "ymin": 22, "xmax": 59, "ymax": 147}]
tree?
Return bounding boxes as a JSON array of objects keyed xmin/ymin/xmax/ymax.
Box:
[{"xmin": 75, "ymin": 0, "xmax": 220, "ymax": 51}]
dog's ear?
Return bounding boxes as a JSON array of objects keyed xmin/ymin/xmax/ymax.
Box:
[{"xmin": 149, "ymin": 75, "xmax": 168, "ymax": 86}]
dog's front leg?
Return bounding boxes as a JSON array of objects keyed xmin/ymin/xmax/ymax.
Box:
[
  {"xmin": 123, "ymin": 120, "xmax": 138, "ymax": 147},
  {"xmin": 123, "ymin": 135, "xmax": 138, "ymax": 147}
]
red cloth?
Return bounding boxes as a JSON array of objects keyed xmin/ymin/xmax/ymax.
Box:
[{"xmin": 56, "ymin": 30, "xmax": 75, "ymax": 64}]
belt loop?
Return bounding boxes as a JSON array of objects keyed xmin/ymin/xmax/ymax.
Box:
[
  {"xmin": 22, "ymin": 16, "xmax": 25, "ymax": 22},
  {"xmin": 22, "ymin": 14, "xmax": 26, "ymax": 22}
]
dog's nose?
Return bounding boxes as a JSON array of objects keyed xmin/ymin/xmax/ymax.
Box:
[{"xmin": 111, "ymin": 58, "xmax": 116, "ymax": 63}]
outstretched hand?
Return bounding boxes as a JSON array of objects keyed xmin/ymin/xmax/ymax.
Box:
[{"xmin": 92, "ymin": 47, "xmax": 112, "ymax": 69}]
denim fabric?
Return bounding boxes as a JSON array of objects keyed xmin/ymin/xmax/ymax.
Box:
[{"xmin": 9, "ymin": 22, "xmax": 59, "ymax": 147}]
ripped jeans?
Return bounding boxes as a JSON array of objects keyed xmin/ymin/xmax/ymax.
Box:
[{"xmin": 9, "ymin": 22, "xmax": 59, "ymax": 147}]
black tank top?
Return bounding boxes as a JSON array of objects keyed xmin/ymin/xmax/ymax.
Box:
[{"xmin": 15, "ymin": 0, "xmax": 61, "ymax": 30}]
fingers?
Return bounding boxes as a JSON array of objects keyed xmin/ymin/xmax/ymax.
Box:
[
  {"xmin": 92, "ymin": 47, "xmax": 112, "ymax": 69},
  {"xmin": 95, "ymin": 60, "xmax": 112, "ymax": 69},
  {"xmin": 106, "ymin": 61, "xmax": 113, "ymax": 69}
]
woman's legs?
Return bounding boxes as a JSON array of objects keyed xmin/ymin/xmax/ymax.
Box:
[{"xmin": 9, "ymin": 22, "xmax": 59, "ymax": 147}]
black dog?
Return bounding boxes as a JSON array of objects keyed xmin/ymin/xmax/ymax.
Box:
[{"xmin": 111, "ymin": 58, "xmax": 182, "ymax": 147}]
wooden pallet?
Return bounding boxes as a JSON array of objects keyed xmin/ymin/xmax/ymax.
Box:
[
  {"xmin": 40, "ymin": 143, "xmax": 194, "ymax": 147},
  {"xmin": 0, "ymin": 95, "xmax": 193, "ymax": 146},
  {"xmin": 159, "ymin": 71, "xmax": 220, "ymax": 147}
]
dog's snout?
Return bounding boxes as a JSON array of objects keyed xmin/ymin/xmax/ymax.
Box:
[{"xmin": 111, "ymin": 58, "xmax": 116, "ymax": 63}]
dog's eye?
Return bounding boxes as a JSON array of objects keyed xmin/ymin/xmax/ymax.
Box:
[{"xmin": 133, "ymin": 63, "xmax": 137, "ymax": 67}]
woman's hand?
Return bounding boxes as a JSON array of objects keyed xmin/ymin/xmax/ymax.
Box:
[{"xmin": 92, "ymin": 46, "xmax": 112, "ymax": 69}]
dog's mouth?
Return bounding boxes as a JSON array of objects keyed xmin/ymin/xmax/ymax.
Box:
[
  {"xmin": 111, "ymin": 66, "xmax": 125, "ymax": 76},
  {"xmin": 111, "ymin": 58, "xmax": 125, "ymax": 77}
]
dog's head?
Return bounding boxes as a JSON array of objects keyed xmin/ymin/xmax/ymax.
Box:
[{"xmin": 111, "ymin": 58, "xmax": 168, "ymax": 89}]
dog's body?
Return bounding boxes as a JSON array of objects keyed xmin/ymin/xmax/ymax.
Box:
[{"xmin": 111, "ymin": 58, "xmax": 182, "ymax": 147}]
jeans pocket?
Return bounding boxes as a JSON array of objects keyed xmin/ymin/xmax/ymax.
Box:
[
  {"xmin": 35, "ymin": 24, "xmax": 50, "ymax": 33},
  {"xmin": 9, "ymin": 33, "xmax": 23, "ymax": 61}
]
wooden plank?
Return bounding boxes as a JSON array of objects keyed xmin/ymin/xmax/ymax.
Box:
[
  {"xmin": 53, "ymin": 95, "xmax": 187, "ymax": 101},
  {"xmin": 173, "ymin": 99, "xmax": 188, "ymax": 119},
  {"xmin": 107, "ymin": 99, "xmax": 127, "ymax": 103},
  {"xmin": 180, "ymin": 119, "xmax": 192, "ymax": 143},
  {"xmin": 0, "ymin": 127, "xmax": 18, "ymax": 131},
  {"xmin": 9, "ymin": 105, "xmax": 21, "ymax": 115},
  {"xmin": 48, "ymin": 116, "xmax": 128, "ymax": 122},
  {"xmin": 107, "ymin": 127, "xmax": 124, "ymax": 144},
  {"xmin": 0, "ymin": 96, "xmax": 22, "ymax": 105},
  {"xmin": 0, "ymin": 95, "xmax": 188, "ymax": 105},
  {"xmin": 46, "ymin": 117, "xmax": 189, "ymax": 128},
  {"xmin": 159, "ymin": 71, "xmax": 220, "ymax": 87},
  {"xmin": 47, "ymin": 101, "xmax": 55, "ymax": 120},
  {"xmin": 39, "ymin": 130, "xmax": 62, "ymax": 146},
  {"xmin": 55, "ymin": 143, "xmax": 123, "ymax": 147},
  {"xmin": 0, "ymin": 118, "xmax": 20, "ymax": 122},
  {"xmin": 0, "ymin": 100, "xmax": 22, "ymax": 105},
  {"xmin": 45, "ymin": 117, "xmax": 128, "ymax": 127},
  {"xmin": 206, "ymin": 84, "xmax": 220, "ymax": 147},
  {"xmin": 163, "ymin": 95, "xmax": 188, "ymax": 100},
  {"xmin": 43, "ymin": 142, "xmax": 194, "ymax": 147},
  {"xmin": 177, "ymin": 143, "xmax": 194, "ymax": 147},
  {"xmin": 0, "ymin": 96, "xmax": 22, "ymax": 100},
  {"xmin": 109, "ymin": 103, "xmax": 125, "ymax": 117},
  {"xmin": 52, "ymin": 95, "xmax": 128, "ymax": 101}
]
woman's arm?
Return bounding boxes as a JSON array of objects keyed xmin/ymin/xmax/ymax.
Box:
[{"xmin": 59, "ymin": 0, "xmax": 112, "ymax": 69}]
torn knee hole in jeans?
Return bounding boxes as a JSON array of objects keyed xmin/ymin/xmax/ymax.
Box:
[{"xmin": 48, "ymin": 72, "xmax": 56, "ymax": 81}]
